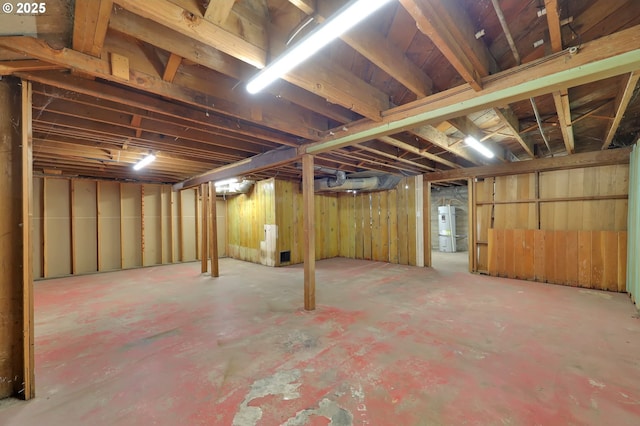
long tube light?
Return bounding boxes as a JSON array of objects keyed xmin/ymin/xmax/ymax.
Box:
[
  {"xmin": 246, "ymin": 0, "xmax": 393, "ymax": 94},
  {"xmin": 464, "ymin": 136, "xmax": 494, "ymax": 158},
  {"xmin": 133, "ymin": 153, "xmax": 156, "ymax": 170}
]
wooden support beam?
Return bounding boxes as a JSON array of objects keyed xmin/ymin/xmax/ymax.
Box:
[
  {"xmin": 0, "ymin": 60, "xmax": 62, "ymax": 75},
  {"xmin": 205, "ymin": 0, "xmax": 236, "ymax": 24},
  {"xmin": 378, "ymin": 136, "xmax": 461, "ymax": 169},
  {"xmin": 399, "ymin": 0, "xmax": 497, "ymax": 91},
  {"xmin": 552, "ymin": 90, "xmax": 575, "ymax": 153},
  {"xmin": 175, "ymin": 147, "xmax": 299, "ymax": 190},
  {"xmin": 424, "ymin": 146, "xmax": 631, "ymax": 181},
  {"xmin": 545, "ymin": 0, "xmax": 575, "ymax": 154},
  {"xmin": 291, "ymin": 0, "xmax": 433, "ymax": 97},
  {"xmin": 208, "ymin": 182, "xmax": 219, "ymax": 277},
  {"xmin": 112, "ymin": 0, "xmax": 266, "ymax": 68},
  {"xmin": 493, "ymin": 107, "xmax": 535, "ymax": 158},
  {"xmin": 0, "ymin": 77, "xmax": 33, "ymax": 399},
  {"xmin": 602, "ymin": 71, "xmax": 640, "ymax": 149},
  {"xmin": 447, "ymin": 116, "xmax": 508, "ymax": 162},
  {"xmin": 21, "ymin": 80, "xmax": 35, "ymax": 400},
  {"xmin": 303, "ymin": 24, "xmax": 640, "ymax": 155},
  {"xmin": 200, "ymin": 184, "xmax": 208, "ymax": 273},
  {"xmin": 0, "ymin": 37, "xmax": 323, "ymax": 140},
  {"xmin": 412, "ymin": 125, "xmax": 486, "ymax": 165},
  {"xmin": 302, "ymin": 154, "xmax": 315, "ymax": 311},
  {"xmin": 73, "ymin": 0, "xmax": 113, "ymax": 57},
  {"xmin": 162, "ymin": 53, "xmax": 182, "ymax": 82},
  {"xmin": 288, "ymin": 0, "xmax": 315, "ymax": 15}
]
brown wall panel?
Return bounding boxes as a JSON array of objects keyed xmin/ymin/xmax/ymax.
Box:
[
  {"xmin": 73, "ymin": 180, "xmax": 97, "ymax": 274},
  {"xmin": 121, "ymin": 184, "xmax": 142, "ymax": 269},
  {"xmin": 44, "ymin": 178, "xmax": 71, "ymax": 277},
  {"xmin": 143, "ymin": 185, "xmax": 162, "ymax": 266},
  {"xmin": 98, "ymin": 181, "xmax": 121, "ymax": 271}
]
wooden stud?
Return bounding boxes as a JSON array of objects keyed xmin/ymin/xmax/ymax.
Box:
[
  {"xmin": 96, "ymin": 181, "xmax": 102, "ymax": 271},
  {"xmin": 201, "ymin": 184, "xmax": 209, "ymax": 273},
  {"xmin": 302, "ymin": 154, "xmax": 316, "ymax": 310},
  {"xmin": 170, "ymin": 189, "xmax": 176, "ymax": 263},
  {"xmin": 21, "ymin": 80, "xmax": 35, "ymax": 399},
  {"xmin": 70, "ymin": 179, "xmax": 76, "ymax": 275},
  {"xmin": 209, "ymin": 182, "xmax": 219, "ymax": 277},
  {"xmin": 141, "ymin": 185, "xmax": 145, "ymax": 266},
  {"xmin": 468, "ymin": 178, "xmax": 476, "ymax": 272},
  {"xmin": 119, "ymin": 183, "xmax": 124, "ymax": 269},
  {"xmin": 423, "ymin": 181, "xmax": 431, "ymax": 267}
]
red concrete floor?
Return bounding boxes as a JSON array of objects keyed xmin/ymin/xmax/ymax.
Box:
[{"xmin": 1, "ymin": 257, "xmax": 639, "ymax": 425}]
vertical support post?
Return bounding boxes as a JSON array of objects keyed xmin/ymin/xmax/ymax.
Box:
[
  {"xmin": 209, "ymin": 181, "xmax": 219, "ymax": 277},
  {"xmin": 200, "ymin": 184, "xmax": 208, "ymax": 273},
  {"xmin": 468, "ymin": 178, "xmax": 477, "ymax": 273},
  {"xmin": 423, "ymin": 180, "xmax": 431, "ymax": 267},
  {"xmin": 169, "ymin": 189, "xmax": 175, "ymax": 263},
  {"xmin": 535, "ymin": 171, "xmax": 541, "ymax": 229},
  {"xmin": 119, "ymin": 183, "xmax": 124, "ymax": 269},
  {"xmin": 96, "ymin": 181, "xmax": 101, "ymax": 271},
  {"xmin": 302, "ymin": 154, "xmax": 316, "ymax": 310},
  {"xmin": 70, "ymin": 179, "xmax": 76, "ymax": 274},
  {"xmin": 21, "ymin": 80, "xmax": 34, "ymax": 399},
  {"xmin": 141, "ymin": 185, "xmax": 145, "ymax": 266}
]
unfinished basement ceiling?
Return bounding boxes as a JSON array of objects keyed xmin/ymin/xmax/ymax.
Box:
[{"xmin": 0, "ymin": 0, "xmax": 639, "ymax": 184}]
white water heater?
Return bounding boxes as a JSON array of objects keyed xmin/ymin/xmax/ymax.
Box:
[{"xmin": 438, "ymin": 205, "xmax": 456, "ymax": 252}]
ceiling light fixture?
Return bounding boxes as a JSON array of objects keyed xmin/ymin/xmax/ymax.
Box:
[
  {"xmin": 133, "ymin": 153, "xmax": 156, "ymax": 170},
  {"xmin": 246, "ymin": 0, "xmax": 393, "ymax": 94},
  {"xmin": 465, "ymin": 136, "xmax": 494, "ymax": 158}
]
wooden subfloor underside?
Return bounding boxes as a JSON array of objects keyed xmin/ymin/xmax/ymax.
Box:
[{"xmin": 1, "ymin": 258, "xmax": 639, "ymax": 425}]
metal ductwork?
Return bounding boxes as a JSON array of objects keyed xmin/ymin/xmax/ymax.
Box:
[
  {"xmin": 314, "ymin": 174, "xmax": 402, "ymax": 193},
  {"xmin": 216, "ymin": 179, "xmax": 255, "ymax": 194}
]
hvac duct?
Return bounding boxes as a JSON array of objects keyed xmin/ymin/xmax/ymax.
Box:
[{"xmin": 314, "ymin": 174, "xmax": 403, "ymax": 192}]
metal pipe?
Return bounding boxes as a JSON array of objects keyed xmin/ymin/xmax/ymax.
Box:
[{"xmin": 529, "ymin": 97, "xmax": 553, "ymax": 156}]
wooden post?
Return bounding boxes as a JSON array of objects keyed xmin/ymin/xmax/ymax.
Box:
[
  {"xmin": 96, "ymin": 181, "xmax": 101, "ymax": 271},
  {"xmin": 141, "ymin": 185, "xmax": 145, "ymax": 266},
  {"xmin": 423, "ymin": 180, "xmax": 431, "ymax": 267},
  {"xmin": 302, "ymin": 154, "xmax": 316, "ymax": 310},
  {"xmin": 119, "ymin": 183, "xmax": 125, "ymax": 269},
  {"xmin": 209, "ymin": 181, "xmax": 219, "ymax": 277},
  {"xmin": 21, "ymin": 80, "xmax": 34, "ymax": 399},
  {"xmin": 468, "ymin": 178, "xmax": 476, "ymax": 272},
  {"xmin": 170, "ymin": 189, "xmax": 175, "ymax": 263},
  {"xmin": 200, "ymin": 184, "xmax": 208, "ymax": 273},
  {"xmin": 0, "ymin": 77, "xmax": 34, "ymax": 399}
]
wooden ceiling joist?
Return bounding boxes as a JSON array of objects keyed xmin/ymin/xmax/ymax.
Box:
[
  {"xmin": 73, "ymin": 0, "xmax": 113, "ymax": 57},
  {"xmin": 112, "ymin": 0, "xmax": 266, "ymax": 68},
  {"xmin": 399, "ymin": 0, "xmax": 498, "ymax": 91},
  {"xmin": 601, "ymin": 70, "xmax": 640, "ymax": 149}
]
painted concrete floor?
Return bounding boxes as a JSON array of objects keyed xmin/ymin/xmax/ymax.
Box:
[{"xmin": 1, "ymin": 257, "xmax": 640, "ymax": 425}]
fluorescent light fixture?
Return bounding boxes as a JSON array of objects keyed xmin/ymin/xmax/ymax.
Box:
[
  {"xmin": 215, "ymin": 178, "xmax": 238, "ymax": 187},
  {"xmin": 133, "ymin": 153, "xmax": 156, "ymax": 170},
  {"xmin": 465, "ymin": 136, "xmax": 494, "ymax": 158},
  {"xmin": 246, "ymin": 0, "xmax": 393, "ymax": 94}
]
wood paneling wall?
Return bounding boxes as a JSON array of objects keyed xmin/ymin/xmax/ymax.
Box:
[
  {"xmin": 488, "ymin": 229, "xmax": 627, "ymax": 291},
  {"xmin": 338, "ymin": 176, "xmax": 421, "ymax": 266},
  {"xmin": 226, "ymin": 178, "xmax": 339, "ymax": 266},
  {"xmin": 628, "ymin": 145, "xmax": 640, "ymax": 307},
  {"xmin": 476, "ymin": 164, "xmax": 629, "ymax": 291},
  {"xmin": 227, "ymin": 179, "xmax": 276, "ymax": 264},
  {"xmin": 274, "ymin": 179, "xmax": 339, "ymax": 265},
  {"xmin": 32, "ymin": 177, "xmax": 222, "ymax": 279}
]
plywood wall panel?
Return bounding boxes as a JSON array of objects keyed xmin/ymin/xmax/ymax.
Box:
[
  {"xmin": 98, "ymin": 181, "xmax": 121, "ymax": 271},
  {"xmin": 44, "ymin": 178, "xmax": 71, "ymax": 277},
  {"xmin": 180, "ymin": 188, "xmax": 197, "ymax": 262},
  {"xmin": 73, "ymin": 180, "xmax": 97, "ymax": 274},
  {"xmin": 143, "ymin": 185, "xmax": 162, "ymax": 266},
  {"xmin": 216, "ymin": 199, "xmax": 227, "ymax": 258},
  {"xmin": 121, "ymin": 184, "xmax": 142, "ymax": 269}
]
